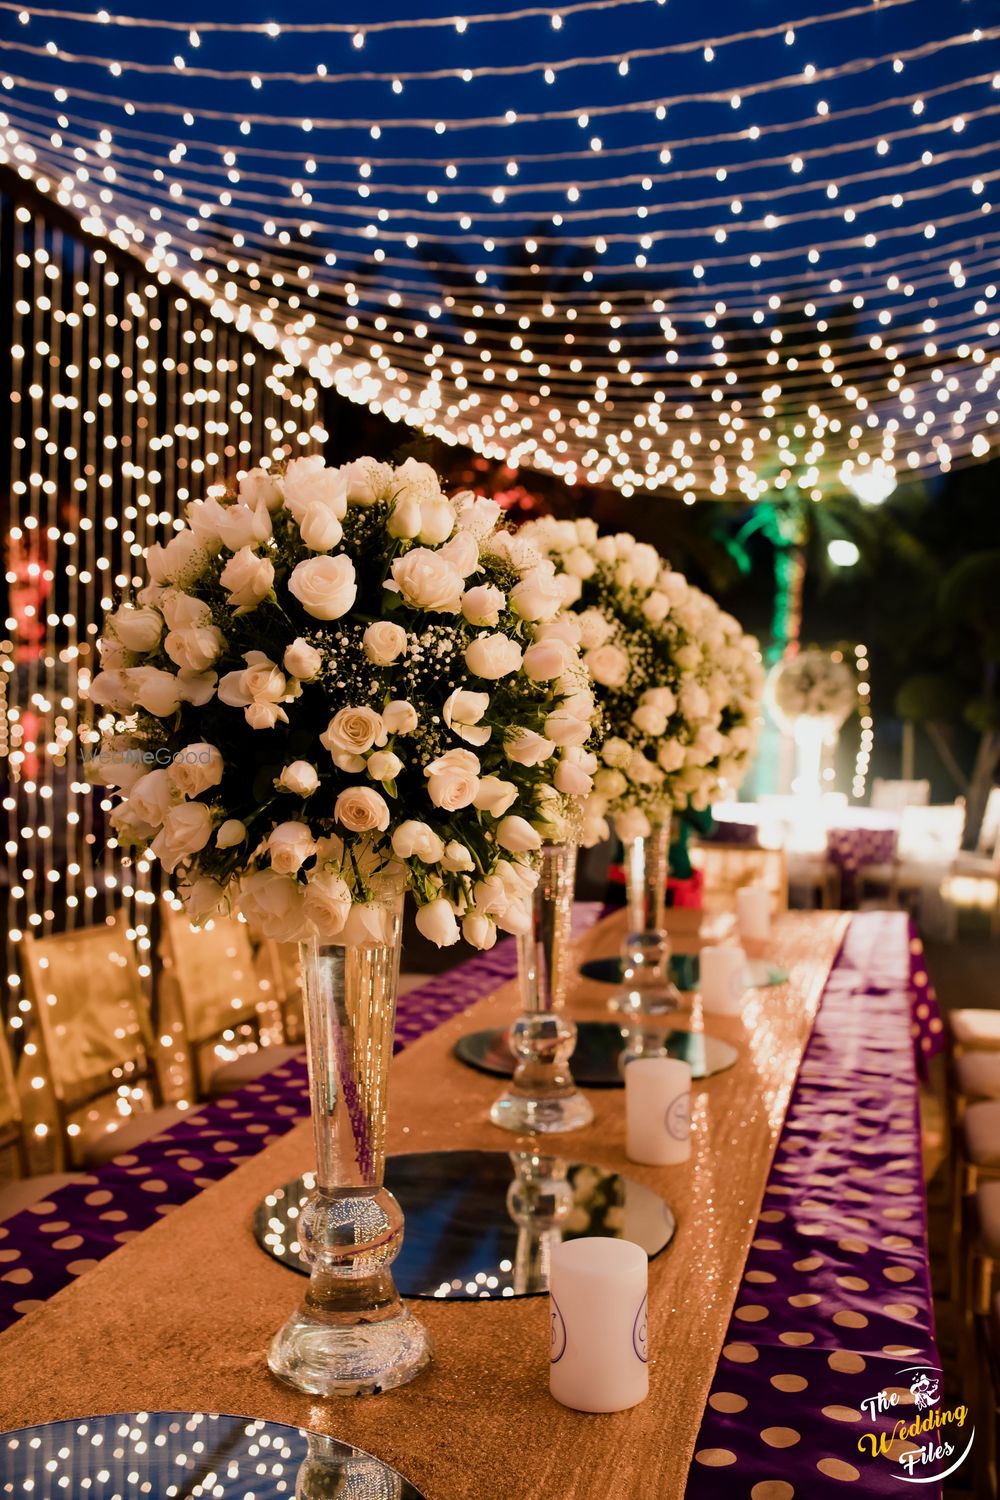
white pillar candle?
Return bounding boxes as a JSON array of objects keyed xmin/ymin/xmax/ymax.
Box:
[
  {"xmin": 736, "ymin": 883, "xmax": 772, "ymax": 942},
  {"xmin": 699, "ymin": 943, "xmax": 747, "ymax": 1016},
  {"xmin": 624, "ymin": 1055, "xmax": 692, "ymax": 1166},
  {"xmin": 549, "ymin": 1237, "xmax": 649, "ymax": 1412}
]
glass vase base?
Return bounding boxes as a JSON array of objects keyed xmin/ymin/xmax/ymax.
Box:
[
  {"xmin": 607, "ymin": 983, "xmax": 681, "ymax": 1017},
  {"xmin": 268, "ymin": 1304, "xmax": 432, "ymax": 1397},
  {"xmin": 489, "ymin": 1087, "xmax": 594, "ymax": 1135}
]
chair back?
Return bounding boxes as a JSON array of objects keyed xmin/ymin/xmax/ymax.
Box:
[
  {"xmin": 19, "ymin": 919, "xmax": 158, "ymax": 1125},
  {"xmin": 978, "ymin": 787, "xmax": 1000, "ymax": 856},
  {"xmin": 898, "ymin": 804, "xmax": 965, "ymax": 863},
  {"xmin": 159, "ymin": 905, "xmax": 264, "ymax": 1050},
  {"xmin": 871, "ymin": 778, "xmax": 930, "ymax": 813},
  {"xmin": 0, "ymin": 1025, "xmax": 25, "ymax": 1170},
  {"xmin": 253, "ymin": 938, "xmax": 305, "ymax": 1044}
]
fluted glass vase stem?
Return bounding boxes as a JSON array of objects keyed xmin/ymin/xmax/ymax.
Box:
[
  {"xmin": 268, "ymin": 889, "xmax": 431, "ymax": 1397},
  {"xmin": 490, "ymin": 843, "xmax": 594, "ymax": 1135},
  {"xmin": 618, "ymin": 815, "xmax": 680, "ymax": 1019}
]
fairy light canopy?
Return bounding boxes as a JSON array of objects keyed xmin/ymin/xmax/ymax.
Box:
[{"xmin": 0, "ymin": 0, "xmax": 998, "ymax": 500}]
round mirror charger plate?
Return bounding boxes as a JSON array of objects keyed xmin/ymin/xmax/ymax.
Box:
[
  {"xmin": 0, "ymin": 1411, "xmax": 426, "ymax": 1498},
  {"xmin": 253, "ymin": 1149, "xmax": 676, "ymax": 1300},
  {"xmin": 454, "ymin": 1019, "xmax": 739, "ymax": 1088},
  {"xmin": 579, "ymin": 955, "xmax": 788, "ymax": 989}
]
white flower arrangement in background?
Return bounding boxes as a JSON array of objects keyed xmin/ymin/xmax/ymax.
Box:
[
  {"xmin": 769, "ymin": 648, "xmax": 857, "ymax": 729},
  {"xmin": 87, "ymin": 456, "xmax": 599, "ymax": 948},
  {"xmin": 518, "ymin": 518, "xmax": 763, "ymax": 842}
]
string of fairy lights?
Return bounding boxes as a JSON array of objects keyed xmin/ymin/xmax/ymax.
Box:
[
  {"xmin": 1, "ymin": 194, "xmax": 324, "ymax": 1066},
  {"xmin": 0, "ymin": 0, "xmax": 995, "ymax": 499}
]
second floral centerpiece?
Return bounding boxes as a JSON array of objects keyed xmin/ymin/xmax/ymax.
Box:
[
  {"xmin": 518, "ymin": 518, "xmax": 762, "ymax": 1018},
  {"xmin": 88, "ymin": 452, "xmax": 599, "ymax": 1397}
]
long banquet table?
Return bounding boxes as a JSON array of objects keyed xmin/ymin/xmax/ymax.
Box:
[{"xmin": 0, "ymin": 908, "xmax": 943, "ymax": 1499}]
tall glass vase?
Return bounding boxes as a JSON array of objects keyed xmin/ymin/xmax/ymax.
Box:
[
  {"xmin": 268, "ymin": 886, "xmax": 431, "ymax": 1397},
  {"xmin": 490, "ymin": 842, "xmax": 594, "ymax": 1134},
  {"xmin": 616, "ymin": 815, "xmax": 680, "ymax": 1018}
]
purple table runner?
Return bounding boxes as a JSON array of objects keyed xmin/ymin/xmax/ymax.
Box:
[
  {"xmin": 0, "ymin": 907, "xmax": 603, "ymax": 1330},
  {"xmin": 686, "ymin": 910, "xmax": 948, "ymax": 1498},
  {"xmin": 826, "ymin": 825, "xmax": 899, "ymax": 908}
]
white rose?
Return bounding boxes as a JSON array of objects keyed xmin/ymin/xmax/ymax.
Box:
[
  {"xmin": 320, "ymin": 707, "xmax": 386, "ymax": 770},
  {"xmin": 561, "ymin": 688, "xmax": 596, "ymax": 722},
  {"xmin": 284, "ymin": 637, "xmax": 322, "ymax": 681},
  {"xmin": 390, "ymin": 549, "xmax": 464, "ymax": 613},
  {"xmin": 387, "ymin": 495, "xmax": 423, "ymax": 540},
  {"xmin": 98, "ymin": 638, "xmax": 129, "ymax": 671},
  {"xmin": 679, "ymin": 681, "xmax": 711, "ymax": 722},
  {"xmin": 363, "ymin": 621, "xmax": 408, "ymax": 666},
  {"xmin": 151, "ymin": 800, "xmax": 214, "ymax": 873},
  {"xmin": 443, "ymin": 687, "xmax": 491, "ymax": 747},
  {"xmin": 146, "ymin": 530, "xmax": 211, "ymax": 588},
  {"xmin": 159, "ymin": 592, "xmax": 210, "ymax": 632},
  {"xmin": 283, "ymin": 455, "xmax": 348, "ymax": 523},
  {"xmin": 334, "ymin": 786, "xmax": 391, "ymax": 833},
  {"xmin": 367, "ymin": 749, "xmax": 403, "ymax": 782},
  {"xmin": 496, "ymin": 815, "xmax": 542, "ymax": 854},
  {"xmin": 505, "ymin": 728, "xmax": 555, "ymax": 767},
  {"xmin": 218, "ymin": 651, "xmax": 290, "ymax": 726},
  {"xmin": 660, "ymin": 571, "xmax": 688, "ymax": 604},
  {"xmin": 509, "ymin": 569, "xmax": 563, "ymax": 623},
  {"xmin": 474, "ymin": 776, "xmax": 519, "ymax": 817},
  {"xmin": 129, "ymin": 666, "xmax": 185, "ymax": 717},
  {"xmin": 298, "ymin": 501, "xmax": 343, "ymax": 553},
  {"xmin": 182, "ymin": 876, "xmax": 228, "ymax": 924},
  {"xmin": 642, "ymin": 591, "xmax": 670, "ymax": 625},
  {"xmin": 594, "ymin": 536, "xmax": 618, "ymax": 564},
  {"xmin": 393, "ymin": 457, "xmax": 443, "ymax": 507},
  {"xmin": 642, "ymin": 686, "xmax": 677, "ymax": 716},
  {"xmin": 614, "ymin": 808, "xmax": 652, "ymax": 842},
  {"xmin": 277, "ymin": 760, "xmax": 320, "ymax": 797},
  {"xmin": 556, "ymin": 574, "xmax": 583, "ymax": 608},
  {"xmin": 453, "ymin": 492, "xmax": 501, "ymax": 538},
  {"xmin": 266, "ymin": 820, "xmax": 316, "ymax": 874},
  {"xmin": 164, "ymin": 622, "xmax": 226, "ymax": 672},
  {"xmin": 167, "ymin": 742, "xmax": 224, "ymax": 798},
  {"xmin": 438, "ymin": 530, "xmax": 480, "ymax": 576},
  {"xmin": 128, "ymin": 768, "xmax": 179, "ymax": 828},
  {"xmin": 632, "ymin": 704, "xmax": 668, "ymax": 738},
  {"xmin": 189, "ymin": 496, "xmax": 271, "ymax": 552},
  {"xmin": 630, "ymin": 543, "xmax": 660, "ymax": 590},
  {"xmin": 594, "ymin": 768, "xmax": 628, "ymax": 798},
  {"xmin": 602, "ymin": 737, "xmax": 634, "ymax": 770},
  {"xmin": 630, "ymin": 753, "xmax": 663, "ymax": 786},
  {"xmin": 554, "ymin": 751, "xmax": 595, "ymax": 797},
  {"xmin": 522, "ymin": 638, "xmax": 574, "ymax": 682},
  {"xmin": 217, "ymin": 818, "xmax": 247, "ymax": 848},
  {"xmin": 442, "ymin": 841, "xmax": 475, "ymax": 872},
  {"xmin": 288, "ymin": 554, "xmax": 357, "ymax": 621},
  {"xmin": 564, "ymin": 546, "xmax": 597, "ymax": 580},
  {"xmin": 461, "ymin": 584, "xmax": 506, "ymax": 627},
  {"xmin": 415, "ymin": 897, "xmax": 460, "ymax": 948},
  {"xmin": 392, "ymin": 820, "xmax": 445, "ymax": 863},
  {"xmin": 237, "ymin": 869, "xmax": 310, "ymax": 942},
  {"xmin": 496, "ymin": 900, "xmax": 532, "ymax": 936},
  {"xmin": 382, "ymin": 700, "xmax": 419, "ymax": 735},
  {"xmin": 544, "ymin": 710, "xmax": 591, "ymax": 748},
  {"xmin": 302, "ymin": 871, "xmax": 352, "ymax": 940},
  {"xmin": 424, "ymin": 747, "xmax": 481, "ymax": 810},
  {"xmin": 239, "ymin": 466, "xmax": 283, "ymax": 511},
  {"xmin": 657, "ymin": 740, "xmax": 687, "ymax": 773},
  {"xmin": 418, "ymin": 496, "xmax": 455, "ymax": 545},
  {"xmin": 108, "ymin": 605, "xmax": 162, "ymax": 654},
  {"xmin": 88, "ymin": 669, "xmax": 137, "ymax": 713},
  {"xmin": 465, "ymin": 633, "xmax": 523, "ymax": 680},
  {"xmin": 220, "ymin": 547, "xmax": 275, "ymax": 614},
  {"xmin": 576, "ymin": 609, "xmax": 613, "ymax": 650},
  {"xmin": 676, "ymin": 644, "xmax": 701, "ymax": 672},
  {"xmin": 341, "ymin": 456, "xmax": 393, "ymax": 507},
  {"xmin": 536, "ymin": 616, "xmax": 582, "ymax": 648},
  {"xmin": 462, "ymin": 910, "xmax": 498, "ymax": 949},
  {"xmin": 585, "ymin": 644, "xmax": 629, "ymax": 688}
]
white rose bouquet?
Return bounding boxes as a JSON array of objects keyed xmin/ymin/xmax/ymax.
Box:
[
  {"xmin": 518, "ymin": 518, "xmax": 761, "ymax": 840},
  {"xmin": 88, "ymin": 455, "xmax": 598, "ymax": 949},
  {"xmin": 769, "ymin": 648, "xmax": 857, "ymax": 729}
]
